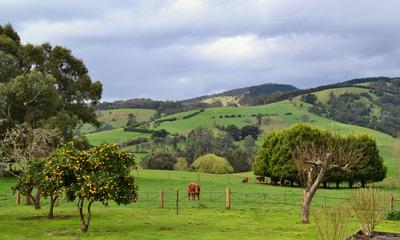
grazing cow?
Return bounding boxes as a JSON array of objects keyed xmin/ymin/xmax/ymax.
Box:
[
  {"xmin": 256, "ymin": 176, "xmax": 265, "ymax": 183},
  {"xmin": 187, "ymin": 183, "xmax": 201, "ymax": 200},
  {"xmin": 242, "ymin": 176, "xmax": 249, "ymax": 183}
]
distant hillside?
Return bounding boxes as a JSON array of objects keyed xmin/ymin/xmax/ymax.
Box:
[
  {"xmin": 181, "ymin": 83, "xmax": 298, "ymax": 106},
  {"xmin": 94, "ymin": 77, "xmax": 400, "ymax": 136},
  {"xmin": 300, "ymin": 77, "xmax": 400, "ymax": 137}
]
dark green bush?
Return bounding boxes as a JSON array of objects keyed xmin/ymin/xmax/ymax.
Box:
[{"xmin": 386, "ymin": 211, "xmax": 400, "ymax": 221}]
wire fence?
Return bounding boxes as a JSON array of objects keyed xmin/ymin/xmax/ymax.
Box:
[
  {"xmin": 132, "ymin": 189, "xmax": 400, "ymax": 212},
  {"xmin": 3, "ymin": 188, "xmax": 399, "ymax": 213}
]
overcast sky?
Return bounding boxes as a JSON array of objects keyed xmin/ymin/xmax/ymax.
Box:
[{"xmin": 1, "ymin": 0, "xmax": 400, "ymax": 101}]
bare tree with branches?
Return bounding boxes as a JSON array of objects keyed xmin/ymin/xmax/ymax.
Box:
[
  {"xmin": 0, "ymin": 123, "xmax": 61, "ymax": 205},
  {"xmin": 294, "ymin": 135, "xmax": 364, "ymax": 224},
  {"xmin": 0, "ymin": 123, "xmax": 61, "ymax": 175}
]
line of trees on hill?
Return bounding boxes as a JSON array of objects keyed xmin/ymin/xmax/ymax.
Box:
[{"xmin": 253, "ymin": 124, "xmax": 387, "ymax": 188}]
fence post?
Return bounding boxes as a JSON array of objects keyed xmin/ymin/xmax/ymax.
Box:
[
  {"xmin": 16, "ymin": 190, "xmax": 20, "ymax": 205},
  {"xmin": 160, "ymin": 188, "xmax": 164, "ymax": 208},
  {"xmin": 390, "ymin": 193, "xmax": 395, "ymax": 212},
  {"xmin": 176, "ymin": 189, "xmax": 179, "ymax": 215},
  {"xmin": 226, "ymin": 187, "xmax": 230, "ymax": 209}
]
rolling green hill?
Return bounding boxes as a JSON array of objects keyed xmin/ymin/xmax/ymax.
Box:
[
  {"xmin": 85, "ymin": 99, "xmax": 399, "ymax": 181},
  {"xmin": 80, "ymin": 108, "xmax": 156, "ymax": 134}
]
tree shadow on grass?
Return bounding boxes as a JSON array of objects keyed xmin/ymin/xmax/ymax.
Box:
[{"xmin": 19, "ymin": 214, "xmax": 73, "ymax": 221}]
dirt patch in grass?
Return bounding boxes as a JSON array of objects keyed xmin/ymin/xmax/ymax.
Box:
[{"xmin": 159, "ymin": 226, "xmax": 174, "ymax": 231}]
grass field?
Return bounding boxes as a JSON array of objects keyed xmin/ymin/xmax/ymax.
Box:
[
  {"xmin": 85, "ymin": 128, "xmax": 151, "ymax": 146},
  {"xmin": 80, "ymin": 108, "xmax": 156, "ymax": 134},
  {"xmin": 1, "ymin": 170, "xmax": 400, "ymax": 240},
  {"xmin": 308, "ymin": 87, "xmax": 370, "ymax": 103}
]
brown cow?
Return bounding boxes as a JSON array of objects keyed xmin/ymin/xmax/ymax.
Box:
[
  {"xmin": 187, "ymin": 183, "xmax": 201, "ymax": 200},
  {"xmin": 242, "ymin": 176, "xmax": 249, "ymax": 183},
  {"xmin": 256, "ymin": 176, "xmax": 265, "ymax": 183}
]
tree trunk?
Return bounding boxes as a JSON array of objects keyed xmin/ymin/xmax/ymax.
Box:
[
  {"xmin": 48, "ymin": 196, "xmax": 58, "ymax": 219},
  {"xmin": 79, "ymin": 197, "xmax": 93, "ymax": 233},
  {"xmin": 348, "ymin": 180, "xmax": 354, "ymax": 188},
  {"xmin": 28, "ymin": 191, "xmax": 41, "ymax": 209},
  {"xmin": 361, "ymin": 179, "xmax": 366, "ymax": 188},
  {"xmin": 34, "ymin": 191, "xmax": 41, "ymax": 209},
  {"xmin": 323, "ymin": 182, "xmax": 327, "ymax": 188},
  {"xmin": 301, "ymin": 166, "xmax": 327, "ymax": 224},
  {"xmin": 25, "ymin": 195, "xmax": 32, "ymax": 205},
  {"xmin": 335, "ymin": 181, "xmax": 340, "ymax": 189}
]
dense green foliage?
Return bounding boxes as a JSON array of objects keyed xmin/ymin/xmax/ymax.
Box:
[
  {"xmin": 190, "ymin": 154, "xmax": 233, "ymax": 174},
  {"xmin": 308, "ymin": 79, "xmax": 400, "ymax": 137},
  {"xmin": 0, "ymin": 24, "xmax": 102, "ymax": 140},
  {"xmin": 254, "ymin": 124, "xmax": 386, "ymax": 186},
  {"xmin": 140, "ymin": 150, "xmax": 177, "ymax": 170}
]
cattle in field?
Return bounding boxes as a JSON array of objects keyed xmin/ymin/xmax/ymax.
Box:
[
  {"xmin": 187, "ymin": 183, "xmax": 201, "ymax": 200},
  {"xmin": 256, "ymin": 176, "xmax": 265, "ymax": 183},
  {"xmin": 242, "ymin": 176, "xmax": 249, "ymax": 183}
]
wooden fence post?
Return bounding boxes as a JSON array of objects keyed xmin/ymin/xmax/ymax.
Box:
[
  {"xmin": 390, "ymin": 193, "xmax": 395, "ymax": 212},
  {"xmin": 16, "ymin": 190, "xmax": 20, "ymax": 205},
  {"xmin": 160, "ymin": 188, "xmax": 164, "ymax": 209},
  {"xmin": 226, "ymin": 187, "xmax": 230, "ymax": 209}
]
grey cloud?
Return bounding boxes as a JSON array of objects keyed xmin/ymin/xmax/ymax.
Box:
[{"xmin": 1, "ymin": 0, "xmax": 400, "ymax": 100}]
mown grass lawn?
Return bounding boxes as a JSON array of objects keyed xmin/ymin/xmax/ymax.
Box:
[{"xmin": 1, "ymin": 170, "xmax": 400, "ymax": 240}]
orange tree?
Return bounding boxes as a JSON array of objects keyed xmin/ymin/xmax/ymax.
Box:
[
  {"xmin": 68, "ymin": 144, "xmax": 138, "ymax": 232},
  {"xmin": 41, "ymin": 144, "xmax": 79, "ymax": 219},
  {"xmin": 13, "ymin": 158, "xmax": 45, "ymax": 210}
]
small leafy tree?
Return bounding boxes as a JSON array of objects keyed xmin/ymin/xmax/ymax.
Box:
[
  {"xmin": 349, "ymin": 188, "xmax": 389, "ymax": 235},
  {"xmin": 140, "ymin": 150, "xmax": 177, "ymax": 170},
  {"xmin": 191, "ymin": 154, "xmax": 233, "ymax": 174},
  {"xmin": 70, "ymin": 144, "xmax": 138, "ymax": 232},
  {"xmin": 41, "ymin": 145, "xmax": 78, "ymax": 219},
  {"xmin": 13, "ymin": 158, "xmax": 45, "ymax": 209}
]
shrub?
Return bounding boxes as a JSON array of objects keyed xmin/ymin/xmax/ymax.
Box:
[
  {"xmin": 173, "ymin": 157, "xmax": 188, "ymax": 171},
  {"xmin": 190, "ymin": 154, "xmax": 233, "ymax": 174},
  {"xmin": 349, "ymin": 188, "xmax": 389, "ymax": 235},
  {"xmin": 154, "ymin": 117, "xmax": 177, "ymax": 123},
  {"xmin": 386, "ymin": 211, "xmax": 400, "ymax": 221},
  {"xmin": 123, "ymin": 127, "xmax": 155, "ymax": 133},
  {"xmin": 140, "ymin": 150, "xmax": 177, "ymax": 170},
  {"xmin": 182, "ymin": 111, "xmax": 201, "ymax": 119},
  {"xmin": 312, "ymin": 205, "xmax": 353, "ymax": 240}
]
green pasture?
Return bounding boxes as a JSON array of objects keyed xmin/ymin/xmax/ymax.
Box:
[
  {"xmin": 80, "ymin": 108, "xmax": 156, "ymax": 134},
  {"xmin": 308, "ymin": 87, "xmax": 370, "ymax": 103},
  {"xmin": 1, "ymin": 169, "xmax": 400, "ymax": 239},
  {"xmin": 85, "ymin": 128, "xmax": 151, "ymax": 146}
]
